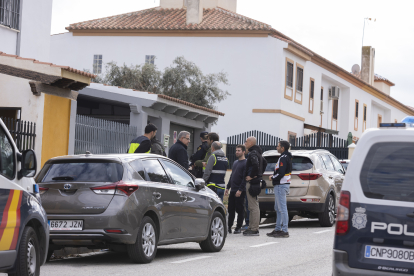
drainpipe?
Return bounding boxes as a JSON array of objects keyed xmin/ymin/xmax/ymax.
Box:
[{"xmin": 15, "ymin": 0, "xmax": 23, "ymax": 56}]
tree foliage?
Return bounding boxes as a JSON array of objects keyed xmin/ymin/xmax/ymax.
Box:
[{"xmin": 94, "ymin": 57, "xmax": 229, "ymax": 110}]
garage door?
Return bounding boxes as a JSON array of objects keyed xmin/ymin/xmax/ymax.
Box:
[{"xmin": 169, "ymin": 123, "xmax": 195, "ymax": 159}]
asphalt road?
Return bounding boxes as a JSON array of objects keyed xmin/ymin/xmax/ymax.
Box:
[{"xmin": 3, "ymin": 219, "xmax": 335, "ymax": 276}]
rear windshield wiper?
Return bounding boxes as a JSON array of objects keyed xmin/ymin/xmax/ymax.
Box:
[{"xmin": 52, "ymin": 176, "xmax": 74, "ymax": 180}]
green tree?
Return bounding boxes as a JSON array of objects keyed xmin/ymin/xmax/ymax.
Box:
[{"xmin": 92, "ymin": 57, "xmax": 229, "ymax": 109}]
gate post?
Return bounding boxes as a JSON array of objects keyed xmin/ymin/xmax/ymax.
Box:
[{"xmin": 348, "ymin": 143, "xmax": 356, "ymax": 159}]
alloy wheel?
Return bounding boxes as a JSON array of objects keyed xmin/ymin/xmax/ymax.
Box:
[
  {"xmin": 211, "ymin": 217, "xmax": 224, "ymax": 247},
  {"xmin": 142, "ymin": 223, "xmax": 155, "ymax": 257},
  {"xmin": 328, "ymin": 196, "xmax": 335, "ymax": 225},
  {"xmin": 27, "ymin": 238, "xmax": 37, "ymax": 276}
]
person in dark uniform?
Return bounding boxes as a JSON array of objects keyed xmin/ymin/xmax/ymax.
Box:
[
  {"xmin": 190, "ymin": 131, "xmax": 209, "ymax": 178},
  {"xmin": 128, "ymin": 123, "xmax": 157, "ymax": 154}
]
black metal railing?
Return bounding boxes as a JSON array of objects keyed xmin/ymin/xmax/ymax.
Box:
[{"xmin": 1, "ymin": 117, "xmax": 36, "ymax": 152}]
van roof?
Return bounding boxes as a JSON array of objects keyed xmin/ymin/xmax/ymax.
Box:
[{"xmin": 263, "ymin": 149, "xmax": 330, "ymax": 157}]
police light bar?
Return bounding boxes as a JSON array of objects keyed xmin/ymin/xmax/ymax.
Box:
[
  {"xmin": 379, "ymin": 123, "xmax": 406, "ymax": 128},
  {"xmin": 402, "ymin": 116, "xmax": 414, "ymax": 127}
]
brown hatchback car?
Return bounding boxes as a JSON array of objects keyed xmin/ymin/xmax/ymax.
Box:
[{"xmin": 259, "ymin": 149, "xmax": 345, "ymax": 227}]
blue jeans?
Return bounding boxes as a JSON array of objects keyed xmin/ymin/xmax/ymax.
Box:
[
  {"xmin": 216, "ymin": 188, "xmax": 224, "ymax": 202},
  {"xmin": 274, "ymin": 184, "xmax": 290, "ymax": 232}
]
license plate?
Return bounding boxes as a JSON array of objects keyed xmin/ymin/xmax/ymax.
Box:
[
  {"xmin": 48, "ymin": 220, "xmax": 83, "ymax": 231},
  {"xmin": 266, "ymin": 188, "xmax": 274, "ymax": 195},
  {"xmin": 365, "ymin": 245, "xmax": 414, "ymax": 263}
]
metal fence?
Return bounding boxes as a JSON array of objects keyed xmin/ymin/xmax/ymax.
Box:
[
  {"xmin": 226, "ymin": 130, "xmax": 348, "ymax": 168},
  {"xmin": 74, "ymin": 115, "xmax": 137, "ymax": 155},
  {"xmin": 1, "ymin": 117, "xmax": 36, "ymax": 152}
]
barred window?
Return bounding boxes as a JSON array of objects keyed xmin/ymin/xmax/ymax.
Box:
[
  {"xmin": 364, "ymin": 105, "xmax": 367, "ymax": 121},
  {"xmin": 333, "ymin": 99, "xmax": 338, "ymax": 120},
  {"xmin": 93, "ymin": 55, "xmax": 103, "ymax": 74},
  {"xmin": 286, "ymin": 62, "xmax": 293, "ymax": 88},
  {"xmin": 0, "ymin": 0, "xmax": 20, "ymax": 30},
  {"xmin": 355, "ymin": 101, "xmax": 359, "ymax": 118},
  {"xmin": 310, "ymin": 80, "xmax": 314, "ymax": 99},
  {"xmin": 296, "ymin": 67, "xmax": 303, "ymax": 92},
  {"xmin": 145, "ymin": 55, "xmax": 155, "ymax": 65}
]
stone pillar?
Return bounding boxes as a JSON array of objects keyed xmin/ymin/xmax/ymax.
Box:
[
  {"xmin": 68, "ymin": 100, "xmax": 77, "ymax": 155},
  {"xmin": 348, "ymin": 143, "xmax": 356, "ymax": 159}
]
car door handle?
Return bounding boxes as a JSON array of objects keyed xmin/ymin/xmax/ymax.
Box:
[
  {"xmin": 329, "ymin": 176, "xmax": 333, "ymax": 179},
  {"xmin": 407, "ymin": 212, "xmax": 414, "ymax": 218},
  {"xmin": 153, "ymin": 192, "xmax": 161, "ymax": 199}
]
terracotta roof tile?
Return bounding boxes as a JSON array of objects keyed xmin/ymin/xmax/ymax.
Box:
[
  {"xmin": 0, "ymin": 52, "xmax": 96, "ymax": 79},
  {"xmin": 66, "ymin": 7, "xmax": 272, "ymax": 31},
  {"xmin": 349, "ymin": 72, "xmax": 395, "ymax": 86}
]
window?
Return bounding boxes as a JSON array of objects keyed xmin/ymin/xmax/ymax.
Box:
[
  {"xmin": 294, "ymin": 63, "xmax": 304, "ymax": 104},
  {"xmin": 308, "ymin": 78, "xmax": 315, "ymax": 113},
  {"xmin": 354, "ymin": 100, "xmax": 359, "ymax": 131},
  {"xmin": 161, "ymin": 160, "xmax": 194, "ymax": 187},
  {"xmin": 360, "ymin": 142, "xmax": 414, "ymax": 202},
  {"xmin": 93, "ymin": 55, "xmax": 103, "ymax": 74},
  {"xmin": 284, "ymin": 58, "xmax": 294, "ymax": 100},
  {"xmin": 320, "ymin": 88, "xmax": 324, "ymax": 110},
  {"xmin": 0, "ymin": 125, "xmax": 15, "ymax": 179},
  {"xmin": 363, "ymin": 104, "xmax": 367, "ymax": 132},
  {"xmin": 332, "ymin": 99, "xmax": 338, "ymax": 120},
  {"xmin": 40, "ymin": 161, "xmax": 123, "ymax": 183},
  {"xmin": 0, "ymin": 0, "xmax": 20, "ymax": 30},
  {"xmin": 286, "ymin": 62, "xmax": 294, "ymax": 88},
  {"xmin": 142, "ymin": 159, "xmax": 169, "ymax": 183},
  {"xmin": 145, "ymin": 55, "xmax": 155, "ymax": 65},
  {"xmin": 129, "ymin": 160, "xmax": 146, "ymax": 179},
  {"xmin": 321, "ymin": 155, "xmax": 335, "ymax": 171},
  {"xmin": 329, "ymin": 155, "xmax": 345, "ymax": 174},
  {"xmin": 264, "ymin": 156, "xmax": 313, "ymax": 172}
]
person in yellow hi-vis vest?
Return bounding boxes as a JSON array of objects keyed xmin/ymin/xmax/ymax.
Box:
[{"xmin": 128, "ymin": 123, "xmax": 157, "ymax": 154}]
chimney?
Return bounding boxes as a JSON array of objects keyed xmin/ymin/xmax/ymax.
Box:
[
  {"xmin": 361, "ymin": 46, "xmax": 375, "ymax": 86},
  {"xmin": 185, "ymin": 0, "xmax": 203, "ymax": 24}
]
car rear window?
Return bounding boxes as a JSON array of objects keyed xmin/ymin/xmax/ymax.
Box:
[
  {"xmin": 264, "ymin": 156, "xmax": 313, "ymax": 172},
  {"xmin": 360, "ymin": 142, "xmax": 414, "ymax": 202},
  {"xmin": 39, "ymin": 161, "xmax": 123, "ymax": 183}
]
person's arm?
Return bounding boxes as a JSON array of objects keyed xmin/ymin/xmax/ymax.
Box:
[
  {"xmin": 195, "ymin": 148, "xmax": 210, "ymax": 168},
  {"xmin": 272, "ymin": 156, "xmax": 287, "ymax": 183},
  {"xmin": 262, "ymin": 157, "xmax": 268, "ymax": 174},
  {"xmin": 226, "ymin": 172, "xmax": 233, "ymax": 190},
  {"xmin": 134, "ymin": 140, "xmax": 151, "ymax": 153},
  {"xmin": 249, "ymin": 151, "xmax": 260, "ymax": 177},
  {"xmin": 203, "ymin": 155, "xmax": 215, "ymax": 182},
  {"xmin": 240, "ymin": 163, "xmax": 247, "ymax": 191}
]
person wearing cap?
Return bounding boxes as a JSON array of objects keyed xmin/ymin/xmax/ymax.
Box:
[
  {"xmin": 128, "ymin": 123, "xmax": 157, "ymax": 154},
  {"xmin": 190, "ymin": 131, "xmax": 209, "ymax": 178}
]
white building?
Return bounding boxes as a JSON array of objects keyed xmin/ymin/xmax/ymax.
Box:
[
  {"xmin": 49, "ymin": 0, "xmax": 414, "ymax": 143},
  {"xmin": 0, "ymin": 0, "xmax": 53, "ymax": 61}
]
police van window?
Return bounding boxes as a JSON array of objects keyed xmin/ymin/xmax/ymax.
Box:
[
  {"xmin": 321, "ymin": 155, "xmax": 335, "ymax": 171},
  {"xmin": 142, "ymin": 159, "xmax": 169, "ymax": 183},
  {"xmin": 264, "ymin": 156, "xmax": 312, "ymax": 171},
  {"xmin": 360, "ymin": 142, "xmax": 414, "ymax": 202},
  {"xmin": 161, "ymin": 160, "xmax": 194, "ymax": 187},
  {"xmin": 0, "ymin": 126, "xmax": 15, "ymax": 179},
  {"xmin": 129, "ymin": 160, "xmax": 146, "ymax": 179}
]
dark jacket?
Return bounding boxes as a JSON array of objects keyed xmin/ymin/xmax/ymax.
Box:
[
  {"xmin": 271, "ymin": 151, "xmax": 292, "ymax": 185},
  {"xmin": 203, "ymin": 149, "xmax": 228, "ymax": 185},
  {"xmin": 128, "ymin": 136, "xmax": 151, "ymax": 154},
  {"xmin": 168, "ymin": 140, "xmax": 189, "ymax": 169},
  {"xmin": 190, "ymin": 141, "xmax": 208, "ymax": 165},
  {"xmin": 245, "ymin": 145, "xmax": 267, "ymax": 181},
  {"xmin": 151, "ymin": 138, "xmax": 166, "ymax": 156},
  {"xmin": 226, "ymin": 159, "xmax": 247, "ymax": 191}
]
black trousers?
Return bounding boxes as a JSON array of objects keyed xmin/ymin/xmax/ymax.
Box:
[{"xmin": 228, "ymin": 190, "xmax": 246, "ymax": 229}]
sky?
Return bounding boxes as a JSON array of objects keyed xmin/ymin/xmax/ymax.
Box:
[{"xmin": 51, "ymin": 0, "xmax": 414, "ymax": 106}]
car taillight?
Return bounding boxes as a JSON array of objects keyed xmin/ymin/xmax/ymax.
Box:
[
  {"xmin": 336, "ymin": 191, "xmax": 350, "ymax": 235},
  {"xmin": 300, "ymin": 198, "xmax": 320, "ymax": 202},
  {"xmin": 104, "ymin": 229, "xmax": 126, "ymax": 234},
  {"xmin": 39, "ymin": 187, "xmax": 49, "ymax": 195},
  {"xmin": 297, "ymin": 173, "xmax": 322, "ymax": 180},
  {"xmin": 91, "ymin": 181, "xmax": 138, "ymax": 197}
]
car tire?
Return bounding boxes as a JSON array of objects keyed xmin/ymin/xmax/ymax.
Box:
[
  {"xmin": 127, "ymin": 216, "xmax": 157, "ymax": 264},
  {"xmin": 8, "ymin": 226, "xmax": 40, "ymax": 276},
  {"xmin": 318, "ymin": 193, "xmax": 336, "ymax": 227},
  {"xmin": 199, "ymin": 211, "xmax": 226, "ymax": 252}
]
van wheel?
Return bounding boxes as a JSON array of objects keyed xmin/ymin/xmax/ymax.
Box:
[
  {"xmin": 127, "ymin": 216, "xmax": 157, "ymax": 263},
  {"xmin": 319, "ymin": 194, "xmax": 335, "ymax": 227},
  {"xmin": 8, "ymin": 226, "xmax": 40, "ymax": 276},
  {"xmin": 200, "ymin": 211, "xmax": 226, "ymax": 252}
]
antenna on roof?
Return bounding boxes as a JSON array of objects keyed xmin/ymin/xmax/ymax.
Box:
[{"xmin": 352, "ymin": 64, "xmax": 361, "ymax": 75}]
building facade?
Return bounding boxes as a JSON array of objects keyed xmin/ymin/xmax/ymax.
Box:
[{"xmin": 49, "ymin": 0, "xmax": 414, "ymax": 142}]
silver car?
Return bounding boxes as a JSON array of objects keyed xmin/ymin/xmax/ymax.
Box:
[{"xmin": 36, "ymin": 153, "xmax": 227, "ymax": 263}]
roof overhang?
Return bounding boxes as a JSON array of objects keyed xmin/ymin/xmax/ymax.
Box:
[{"xmin": 304, "ymin": 123, "xmax": 339, "ymax": 135}]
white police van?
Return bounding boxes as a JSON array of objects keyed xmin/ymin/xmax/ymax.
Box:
[{"xmin": 333, "ymin": 117, "xmax": 414, "ymax": 275}]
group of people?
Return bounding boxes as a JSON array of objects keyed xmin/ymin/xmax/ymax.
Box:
[{"xmin": 128, "ymin": 123, "xmax": 293, "ymax": 238}]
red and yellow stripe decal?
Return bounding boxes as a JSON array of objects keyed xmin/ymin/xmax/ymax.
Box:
[{"xmin": 0, "ymin": 190, "xmax": 23, "ymax": 251}]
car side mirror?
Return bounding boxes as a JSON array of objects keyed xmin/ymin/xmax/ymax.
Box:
[
  {"xmin": 18, "ymin": 149, "xmax": 37, "ymax": 179},
  {"xmin": 194, "ymin": 178, "xmax": 205, "ymax": 190}
]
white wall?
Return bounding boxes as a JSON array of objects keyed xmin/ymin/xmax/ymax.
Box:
[
  {"xmin": 0, "ymin": 27, "xmax": 18, "ymax": 54},
  {"xmin": 0, "ymin": 74, "xmax": 45, "ymax": 170}
]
